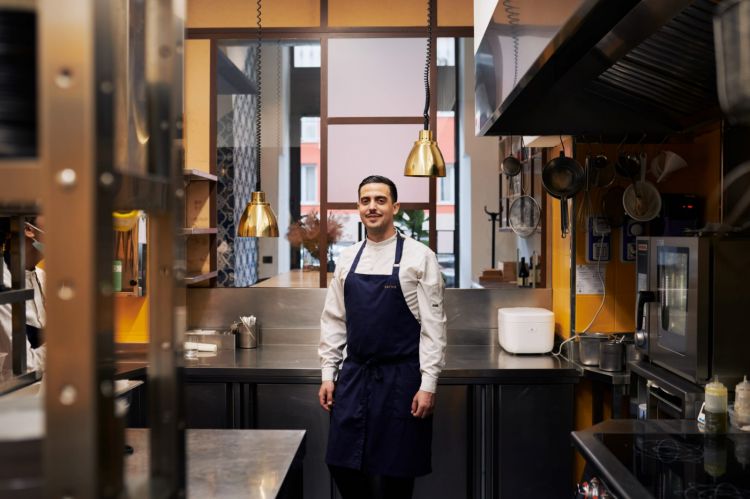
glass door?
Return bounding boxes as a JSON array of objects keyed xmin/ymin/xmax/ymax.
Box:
[{"xmin": 656, "ymin": 245, "xmax": 690, "ymax": 354}]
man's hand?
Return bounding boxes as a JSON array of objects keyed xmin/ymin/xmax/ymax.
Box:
[
  {"xmin": 319, "ymin": 381, "xmax": 335, "ymax": 412},
  {"xmin": 411, "ymin": 390, "xmax": 435, "ymax": 418}
]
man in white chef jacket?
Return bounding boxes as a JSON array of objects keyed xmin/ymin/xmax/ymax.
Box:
[
  {"xmin": 318, "ymin": 175, "xmax": 447, "ymax": 499},
  {"xmin": 0, "ymin": 216, "xmax": 47, "ymax": 372}
]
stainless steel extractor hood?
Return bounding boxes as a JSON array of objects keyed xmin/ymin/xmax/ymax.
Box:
[{"xmin": 475, "ymin": 0, "xmax": 722, "ymax": 138}]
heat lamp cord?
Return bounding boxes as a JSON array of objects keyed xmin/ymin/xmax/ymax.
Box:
[
  {"xmin": 422, "ymin": 0, "xmax": 432, "ymax": 131},
  {"xmin": 255, "ymin": 0, "xmax": 262, "ymax": 193}
]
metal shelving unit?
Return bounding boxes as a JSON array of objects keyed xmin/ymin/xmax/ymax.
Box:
[
  {"xmin": 183, "ymin": 166, "xmax": 217, "ymax": 287},
  {"xmin": 180, "ymin": 227, "xmax": 218, "ymax": 235},
  {"xmin": 0, "ymin": 1, "xmax": 191, "ymax": 497},
  {"xmin": 0, "ymin": 288, "xmax": 34, "ymax": 305},
  {"xmin": 183, "ymin": 168, "xmax": 218, "ymax": 182},
  {"xmin": 184, "ymin": 270, "xmax": 218, "ymax": 285}
]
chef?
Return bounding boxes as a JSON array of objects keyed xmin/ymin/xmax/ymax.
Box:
[
  {"xmin": 0, "ymin": 216, "xmax": 47, "ymax": 372},
  {"xmin": 318, "ymin": 175, "xmax": 447, "ymax": 499}
]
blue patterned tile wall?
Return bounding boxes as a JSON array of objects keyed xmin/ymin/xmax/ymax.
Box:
[{"xmin": 216, "ymin": 45, "xmax": 260, "ymax": 287}]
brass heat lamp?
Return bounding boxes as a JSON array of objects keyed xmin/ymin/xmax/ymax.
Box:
[
  {"xmin": 404, "ymin": 129, "xmax": 446, "ymax": 177},
  {"xmin": 404, "ymin": 0, "xmax": 445, "ymax": 178},
  {"xmin": 238, "ymin": 0, "xmax": 278, "ymax": 238},
  {"xmin": 238, "ymin": 191, "xmax": 279, "ymax": 237}
]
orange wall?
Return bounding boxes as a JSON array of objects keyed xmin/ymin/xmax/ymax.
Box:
[
  {"xmin": 185, "ymin": 39, "xmax": 212, "ymax": 172},
  {"xmin": 572, "ymin": 125, "xmax": 722, "ymax": 334},
  {"xmin": 187, "ymin": 0, "xmax": 473, "ymax": 28},
  {"xmin": 549, "ymin": 126, "xmax": 723, "ymax": 479},
  {"xmin": 188, "ymin": 0, "xmax": 320, "ymax": 28},
  {"xmin": 549, "ymin": 138, "xmax": 574, "ymax": 339},
  {"xmin": 114, "ymin": 295, "xmax": 149, "ymax": 343}
]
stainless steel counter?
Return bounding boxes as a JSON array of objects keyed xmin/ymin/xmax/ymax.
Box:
[
  {"xmin": 125, "ymin": 429, "xmax": 305, "ymax": 498},
  {"xmin": 181, "ymin": 344, "xmax": 580, "ymax": 384}
]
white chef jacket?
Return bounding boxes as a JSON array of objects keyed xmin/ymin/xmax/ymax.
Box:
[
  {"xmin": 319, "ymin": 232, "xmax": 447, "ymax": 393},
  {"xmin": 0, "ymin": 261, "xmax": 46, "ymax": 372}
]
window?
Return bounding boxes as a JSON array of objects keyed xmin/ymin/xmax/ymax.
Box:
[
  {"xmin": 300, "ymin": 116, "xmax": 320, "ymax": 143},
  {"xmin": 439, "ymin": 163, "xmax": 455, "ymax": 203},
  {"xmin": 301, "ymin": 164, "xmax": 318, "ymax": 204},
  {"xmin": 294, "ymin": 45, "xmax": 321, "ymax": 68}
]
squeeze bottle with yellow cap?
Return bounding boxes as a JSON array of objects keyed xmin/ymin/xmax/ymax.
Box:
[{"xmin": 704, "ymin": 376, "xmax": 728, "ymax": 434}]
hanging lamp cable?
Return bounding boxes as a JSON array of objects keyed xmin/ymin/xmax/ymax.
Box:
[
  {"xmin": 255, "ymin": 0, "xmax": 263, "ymax": 192},
  {"xmin": 422, "ymin": 0, "xmax": 432, "ymax": 131}
]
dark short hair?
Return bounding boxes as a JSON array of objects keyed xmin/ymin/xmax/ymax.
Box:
[{"xmin": 358, "ymin": 175, "xmax": 398, "ymax": 203}]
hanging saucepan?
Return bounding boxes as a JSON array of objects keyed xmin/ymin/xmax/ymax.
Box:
[
  {"xmin": 501, "ymin": 136, "xmax": 522, "ymax": 177},
  {"xmin": 542, "ymin": 148, "xmax": 585, "ymax": 238}
]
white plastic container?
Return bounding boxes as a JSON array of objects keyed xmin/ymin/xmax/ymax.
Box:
[{"xmin": 498, "ymin": 307, "xmax": 555, "ymax": 354}]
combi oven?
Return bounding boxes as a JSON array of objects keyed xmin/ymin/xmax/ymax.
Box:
[{"xmin": 634, "ymin": 236, "xmax": 750, "ymax": 388}]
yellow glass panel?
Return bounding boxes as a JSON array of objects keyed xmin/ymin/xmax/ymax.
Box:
[
  {"xmin": 185, "ymin": 39, "xmax": 211, "ymax": 172},
  {"xmin": 187, "ymin": 0, "xmax": 320, "ymax": 28},
  {"xmin": 437, "ymin": 0, "xmax": 473, "ymax": 26},
  {"xmin": 328, "ymin": 0, "xmax": 426, "ymax": 27}
]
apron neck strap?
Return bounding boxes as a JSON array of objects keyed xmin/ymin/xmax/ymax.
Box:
[
  {"xmin": 349, "ymin": 234, "xmax": 403, "ymax": 274},
  {"xmin": 392, "ymin": 234, "xmax": 405, "ymax": 276}
]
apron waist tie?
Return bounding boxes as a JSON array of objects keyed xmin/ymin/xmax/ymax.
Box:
[{"xmin": 347, "ymin": 353, "xmax": 418, "ymax": 382}]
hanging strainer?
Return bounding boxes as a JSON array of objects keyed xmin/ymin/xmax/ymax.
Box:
[{"xmin": 509, "ymin": 195, "xmax": 541, "ymax": 238}]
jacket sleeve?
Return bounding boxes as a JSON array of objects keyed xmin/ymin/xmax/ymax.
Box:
[
  {"xmin": 319, "ymin": 266, "xmax": 347, "ymax": 382},
  {"xmin": 416, "ymin": 251, "xmax": 447, "ymax": 392}
]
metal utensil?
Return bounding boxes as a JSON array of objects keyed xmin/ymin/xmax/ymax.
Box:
[
  {"xmin": 577, "ymin": 332, "xmax": 610, "ymax": 366},
  {"xmin": 623, "ymin": 153, "xmax": 662, "ymax": 221},
  {"xmin": 509, "ymin": 195, "xmax": 541, "ymax": 237},
  {"xmin": 601, "ymin": 185, "xmax": 626, "ymax": 228}
]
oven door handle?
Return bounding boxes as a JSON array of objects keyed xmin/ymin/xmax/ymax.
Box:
[{"xmin": 636, "ymin": 291, "xmax": 658, "ymax": 331}]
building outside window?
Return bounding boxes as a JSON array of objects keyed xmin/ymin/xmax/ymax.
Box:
[
  {"xmin": 293, "ymin": 45, "xmax": 321, "ymax": 68},
  {"xmin": 439, "ymin": 163, "xmax": 455, "ymax": 204},
  {"xmin": 300, "ymin": 116, "xmax": 320, "ymax": 144},
  {"xmin": 300, "ymin": 163, "xmax": 317, "ymax": 204}
]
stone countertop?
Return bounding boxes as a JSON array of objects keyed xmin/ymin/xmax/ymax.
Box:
[
  {"xmin": 125, "ymin": 429, "xmax": 304, "ymax": 498},
  {"xmin": 179, "ymin": 344, "xmax": 580, "ymax": 384}
]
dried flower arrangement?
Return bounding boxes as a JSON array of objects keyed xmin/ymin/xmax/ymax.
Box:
[{"xmin": 286, "ymin": 210, "xmax": 344, "ymax": 261}]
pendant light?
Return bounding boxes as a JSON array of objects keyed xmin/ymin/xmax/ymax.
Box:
[
  {"xmin": 404, "ymin": 0, "xmax": 446, "ymax": 177},
  {"xmin": 238, "ymin": 0, "xmax": 279, "ymax": 237}
]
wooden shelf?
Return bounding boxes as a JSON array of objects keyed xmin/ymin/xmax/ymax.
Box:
[
  {"xmin": 184, "ymin": 271, "xmax": 217, "ymax": 285},
  {"xmin": 0, "ymin": 288, "xmax": 34, "ymax": 305},
  {"xmin": 183, "ymin": 169, "xmax": 218, "ymax": 182},
  {"xmin": 180, "ymin": 227, "xmax": 218, "ymax": 236}
]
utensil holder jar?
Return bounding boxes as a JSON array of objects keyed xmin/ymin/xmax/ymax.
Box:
[{"xmin": 236, "ymin": 323, "xmax": 258, "ymax": 349}]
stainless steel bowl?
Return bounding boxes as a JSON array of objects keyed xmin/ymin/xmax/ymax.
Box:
[{"xmin": 577, "ymin": 332, "xmax": 610, "ymax": 366}]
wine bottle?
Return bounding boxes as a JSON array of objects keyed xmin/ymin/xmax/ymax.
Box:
[{"xmin": 518, "ymin": 257, "xmax": 529, "ymax": 287}]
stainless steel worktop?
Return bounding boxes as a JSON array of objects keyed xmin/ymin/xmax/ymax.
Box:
[
  {"xmin": 125, "ymin": 429, "xmax": 305, "ymax": 498},
  {"xmin": 180, "ymin": 345, "xmax": 580, "ymax": 384}
]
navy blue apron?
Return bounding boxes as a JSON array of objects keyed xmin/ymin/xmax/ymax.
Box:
[{"xmin": 326, "ymin": 235, "xmax": 432, "ymax": 477}]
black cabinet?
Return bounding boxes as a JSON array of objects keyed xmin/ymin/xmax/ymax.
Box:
[
  {"xmin": 185, "ymin": 382, "xmax": 234, "ymax": 429},
  {"xmin": 256, "ymin": 384, "xmax": 332, "ymax": 499},
  {"xmin": 178, "ymin": 378, "xmax": 575, "ymax": 499},
  {"xmin": 414, "ymin": 385, "xmax": 470, "ymax": 499},
  {"xmin": 496, "ymin": 384, "xmax": 575, "ymax": 499}
]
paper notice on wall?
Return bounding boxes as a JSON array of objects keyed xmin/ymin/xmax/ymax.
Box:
[{"xmin": 576, "ymin": 264, "xmax": 607, "ymax": 295}]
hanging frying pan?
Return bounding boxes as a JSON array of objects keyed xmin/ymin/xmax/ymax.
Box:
[
  {"xmin": 501, "ymin": 136, "xmax": 522, "ymax": 177},
  {"xmin": 542, "ymin": 147, "xmax": 585, "ymax": 238}
]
